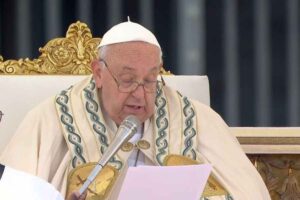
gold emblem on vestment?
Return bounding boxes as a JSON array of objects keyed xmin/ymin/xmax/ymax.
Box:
[
  {"xmin": 121, "ymin": 140, "xmax": 150, "ymax": 152},
  {"xmin": 121, "ymin": 142, "xmax": 134, "ymax": 152},
  {"xmin": 66, "ymin": 162, "xmax": 118, "ymax": 200},
  {"xmin": 136, "ymin": 139, "xmax": 150, "ymax": 150}
]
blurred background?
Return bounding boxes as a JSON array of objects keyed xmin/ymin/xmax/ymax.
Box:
[{"xmin": 0, "ymin": 0, "xmax": 299, "ymax": 127}]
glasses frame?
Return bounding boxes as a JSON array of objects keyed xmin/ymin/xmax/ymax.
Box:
[{"xmin": 99, "ymin": 59, "xmax": 164, "ymax": 93}]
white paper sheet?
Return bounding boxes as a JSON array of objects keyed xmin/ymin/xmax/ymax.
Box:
[
  {"xmin": 0, "ymin": 166, "xmax": 63, "ymax": 200},
  {"xmin": 118, "ymin": 164, "xmax": 212, "ymax": 200}
]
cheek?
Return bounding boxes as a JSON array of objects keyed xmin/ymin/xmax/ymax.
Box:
[
  {"xmin": 110, "ymin": 93, "xmax": 129, "ymax": 111},
  {"xmin": 146, "ymin": 94, "xmax": 156, "ymax": 111},
  {"xmin": 101, "ymin": 84, "xmax": 121, "ymax": 110}
]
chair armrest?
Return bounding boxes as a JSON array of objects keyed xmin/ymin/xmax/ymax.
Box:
[
  {"xmin": 231, "ymin": 127, "xmax": 300, "ymax": 199},
  {"xmin": 231, "ymin": 127, "xmax": 300, "ymax": 154}
]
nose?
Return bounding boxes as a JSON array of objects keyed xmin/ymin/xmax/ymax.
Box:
[{"xmin": 131, "ymin": 84, "xmax": 145, "ymax": 99}]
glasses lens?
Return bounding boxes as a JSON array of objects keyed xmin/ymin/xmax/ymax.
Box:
[
  {"xmin": 118, "ymin": 82, "xmax": 138, "ymax": 93},
  {"xmin": 144, "ymin": 81, "xmax": 159, "ymax": 93},
  {"xmin": 118, "ymin": 81, "xmax": 160, "ymax": 93}
]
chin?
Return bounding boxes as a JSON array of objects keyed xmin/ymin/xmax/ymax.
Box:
[
  {"xmin": 136, "ymin": 113, "xmax": 152, "ymax": 124},
  {"xmin": 137, "ymin": 116, "xmax": 147, "ymax": 123}
]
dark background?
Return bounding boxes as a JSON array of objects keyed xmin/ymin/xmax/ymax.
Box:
[{"xmin": 1, "ymin": 0, "xmax": 299, "ymax": 127}]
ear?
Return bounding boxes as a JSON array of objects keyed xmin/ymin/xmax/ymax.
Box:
[{"xmin": 91, "ymin": 60, "xmax": 103, "ymax": 88}]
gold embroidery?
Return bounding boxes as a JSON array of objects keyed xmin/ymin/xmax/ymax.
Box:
[
  {"xmin": 121, "ymin": 140, "xmax": 151, "ymax": 152},
  {"xmin": 121, "ymin": 142, "xmax": 134, "ymax": 152},
  {"xmin": 136, "ymin": 139, "xmax": 150, "ymax": 150},
  {"xmin": 163, "ymin": 154, "xmax": 228, "ymax": 197},
  {"xmin": 67, "ymin": 162, "xmax": 118, "ymax": 200}
]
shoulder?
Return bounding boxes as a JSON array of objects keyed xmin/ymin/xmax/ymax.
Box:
[
  {"xmin": 191, "ymin": 99, "xmax": 224, "ymax": 121},
  {"xmin": 163, "ymin": 85, "xmax": 224, "ymax": 123},
  {"xmin": 28, "ymin": 75, "xmax": 93, "ymax": 117}
]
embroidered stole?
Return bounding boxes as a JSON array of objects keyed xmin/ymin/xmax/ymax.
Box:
[
  {"xmin": 55, "ymin": 77, "xmax": 230, "ymax": 199},
  {"xmin": 55, "ymin": 78, "xmax": 123, "ymax": 170},
  {"xmin": 154, "ymin": 85, "xmax": 198, "ymax": 165}
]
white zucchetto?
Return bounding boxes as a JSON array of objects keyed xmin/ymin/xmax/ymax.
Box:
[{"xmin": 98, "ymin": 19, "xmax": 160, "ymax": 49}]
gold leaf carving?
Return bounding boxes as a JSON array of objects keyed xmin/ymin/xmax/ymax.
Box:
[
  {"xmin": 0, "ymin": 21, "xmax": 101, "ymax": 75},
  {"xmin": 160, "ymin": 67, "xmax": 173, "ymax": 75},
  {"xmin": 280, "ymin": 170, "xmax": 300, "ymax": 200},
  {"xmin": 0, "ymin": 21, "xmax": 171, "ymax": 75},
  {"xmin": 249, "ymin": 155, "xmax": 300, "ymax": 200}
]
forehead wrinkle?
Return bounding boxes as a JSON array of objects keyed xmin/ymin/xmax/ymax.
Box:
[
  {"xmin": 118, "ymin": 65, "xmax": 160, "ymax": 74},
  {"xmin": 120, "ymin": 66, "xmax": 134, "ymax": 72}
]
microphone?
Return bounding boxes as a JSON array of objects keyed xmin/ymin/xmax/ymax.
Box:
[{"xmin": 78, "ymin": 115, "xmax": 141, "ymax": 195}]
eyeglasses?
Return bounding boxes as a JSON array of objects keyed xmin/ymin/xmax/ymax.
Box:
[{"xmin": 99, "ymin": 59, "xmax": 164, "ymax": 93}]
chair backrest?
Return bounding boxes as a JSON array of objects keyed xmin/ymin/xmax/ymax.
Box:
[{"xmin": 0, "ymin": 22, "xmax": 210, "ymax": 152}]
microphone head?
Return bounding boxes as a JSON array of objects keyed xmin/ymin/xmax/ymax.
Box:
[
  {"xmin": 122, "ymin": 115, "xmax": 141, "ymax": 132},
  {"xmin": 124, "ymin": 115, "xmax": 141, "ymax": 125}
]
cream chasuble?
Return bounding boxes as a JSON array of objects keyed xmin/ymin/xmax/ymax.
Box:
[{"xmin": 0, "ymin": 76, "xmax": 270, "ymax": 200}]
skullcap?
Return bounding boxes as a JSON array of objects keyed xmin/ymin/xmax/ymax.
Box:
[{"xmin": 98, "ymin": 19, "xmax": 160, "ymax": 49}]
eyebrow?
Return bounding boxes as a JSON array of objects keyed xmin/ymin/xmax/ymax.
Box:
[{"xmin": 120, "ymin": 66, "xmax": 134, "ymax": 72}]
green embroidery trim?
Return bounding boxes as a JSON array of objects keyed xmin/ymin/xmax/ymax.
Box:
[
  {"xmin": 82, "ymin": 78, "xmax": 123, "ymax": 170},
  {"xmin": 181, "ymin": 96, "xmax": 197, "ymax": 160},
  {"xmin": 154, "ymin": 87, "xmax": 199, "ymax": 165},
  {"xmin": 56, "ymin": 89, "xmax": 86, "ymax": 168},
  {"xmin": 154, "ymin": 87, "xmax": 169, "ymax": 165},
  {"xmin": 154, "ymin": 88, "xmax": 230, "ymax": 199},
  {"xmin": 83, "ymin": 79, "xmax": 108, "ymax": 152}
]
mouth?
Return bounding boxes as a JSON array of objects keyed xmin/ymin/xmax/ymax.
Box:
[
  {"xmin": 127, "ymin": 105, "xmax": 142, "ymax": 109},
  {"xmin": 125, "ymin": 105, "xmax": 144, "ymax": 113}
]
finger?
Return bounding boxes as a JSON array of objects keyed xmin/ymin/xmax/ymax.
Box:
[
  {"xmin": 67, "ymin": 191, "xmax": 86, "ymax": 200},
  {"xmin": 78, "ymin": 191, "xmax": 87, "ymax": 200}
]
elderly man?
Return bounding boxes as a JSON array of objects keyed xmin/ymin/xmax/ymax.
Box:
[{"xmin": 0, "ymin": 21, "xmax": 270, "ymax": 200}]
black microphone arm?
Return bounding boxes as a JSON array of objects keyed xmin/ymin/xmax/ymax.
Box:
[{"xmin": 79, "ymin": 115, "xmax": 141, "ymax": 195}]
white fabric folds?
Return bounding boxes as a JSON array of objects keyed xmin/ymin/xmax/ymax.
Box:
[{"xmin": 0, "ymin": 165, "xmax": 63, "ymax": 200}]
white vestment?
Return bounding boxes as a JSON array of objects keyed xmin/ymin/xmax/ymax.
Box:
[{"xmin": 0, "ymin": 76, "xmax": 270, "ymax": 200}]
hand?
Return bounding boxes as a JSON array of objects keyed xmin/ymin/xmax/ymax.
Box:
[{"xmin": 66, "ymin": 191, "xmax": 87, "ymax": 200}]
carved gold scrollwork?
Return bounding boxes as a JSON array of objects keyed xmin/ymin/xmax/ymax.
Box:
[
  {"xmin": 160, "ymin": 67, "xmax": 172, "ymax": 75},
  {"xmin": 249, "ymin": 155, "xmax": 300, "ymax": 200},
  {"xmin": 0, "ymin": 57, "xmax": 41, "ymax": 74},
  {"xmin": 0, "ymin": 21, "xmax": 101, "ymax": 75}
]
